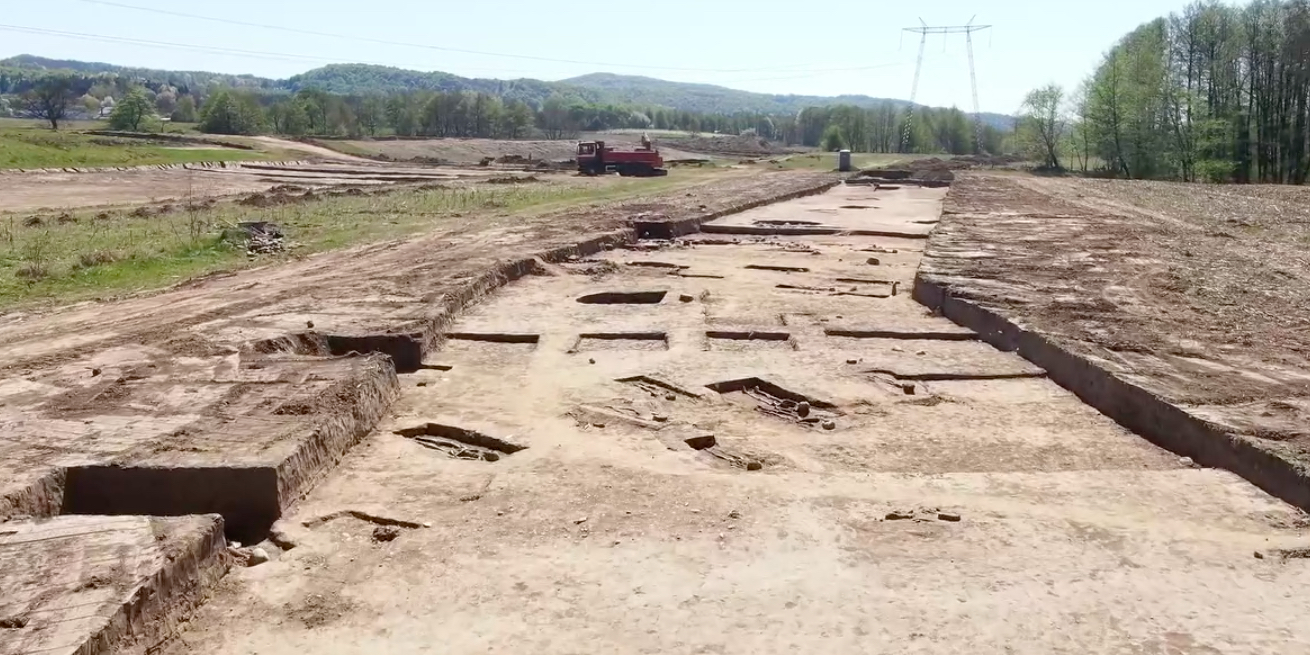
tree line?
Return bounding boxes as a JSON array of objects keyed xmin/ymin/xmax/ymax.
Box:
[
  {"xmin": 8, "ymin": 68, "xmax": 1012, "ymax": 157},
  {"xmin": 1019, "ymin": 0, "xmax": 1310, "ymax": 183}
]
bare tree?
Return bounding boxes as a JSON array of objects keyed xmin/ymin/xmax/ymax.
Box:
[
  {"xmin": 1020, "ymin": 83, "xmax": 1068, "ymax": 169},
  {"xmin": 23, "ymin": 75, "xmax": 76, "ymax": 130}
]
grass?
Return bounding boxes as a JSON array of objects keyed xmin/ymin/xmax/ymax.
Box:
[
  {"xmin": 0, "ymin": 168, "xmax": 730, "ymax": 308},
  {"xmin": 0, "ymin": 121, "xmax": 272, "ymax": 169}
]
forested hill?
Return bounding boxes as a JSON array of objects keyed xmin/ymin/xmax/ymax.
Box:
[{"xmin": 1, "ymin": 55, "xmax": 1012, "ymax": 127}]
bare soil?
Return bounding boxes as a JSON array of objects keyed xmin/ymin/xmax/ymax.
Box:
[
  {"xmin": 150, "ymin": 183, "xmax": 1310, "ymax": 655},
  {"xmin": 920, "ymin": 174, "xmax": 1310, "ymax": 468}
]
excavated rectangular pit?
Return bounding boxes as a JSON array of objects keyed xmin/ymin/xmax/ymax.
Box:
[
  {"xmin": 745, "ymin": 265, "xmax": 810, "ymax": 273},
  {"xmin": 573, "ymin": 332, "xmax": 669, "ymax": 352},
  {"xmin": 61, "ymin": 465, "xmax": 280, "ymax": 544},
  {"xmin": 617, "ymin": 375, "xmax": 702, "ymax": 399},
  {"xmin": 706, "ymin": 377, "xmax": 838, "ymax": 427},
  {"xmin": 443, "ymin": 333, "xmax": 540, "ymax": 354},
  {"xmin": 394, "ymin": 423, "xmax": 526, "ymax": 462},
  {"xmin": 706, "ymin": 331, "xmax": 795, "ymax": 351},
  {"xmin": 577, "ymin": 291, "xmax": 668, "ymax": 304},
  {"xmin": 825, "ymin": 328, "xmax": 979, "ymax": 341}
]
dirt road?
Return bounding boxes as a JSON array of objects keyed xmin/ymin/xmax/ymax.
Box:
[{"xmin": 145, "ymin": 184, "xmax": 1310, "ymax": 654}]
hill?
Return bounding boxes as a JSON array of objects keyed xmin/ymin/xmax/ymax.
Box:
[{"xmin": 1, "ymin": 55, "xmax": 1012, "ymax": 126}]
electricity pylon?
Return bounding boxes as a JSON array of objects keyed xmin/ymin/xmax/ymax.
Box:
[{"xmin": 900, "ymin": 17, "xmax": 992, "ymax": 155}]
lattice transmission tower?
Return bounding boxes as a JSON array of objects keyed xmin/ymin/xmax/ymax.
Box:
[{"xmin": 900, "ymin": 17, "xmax": 992, "ymax": 155}]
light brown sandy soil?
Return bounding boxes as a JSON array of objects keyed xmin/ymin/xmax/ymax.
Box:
[
  {"xmin": 149, "ymin": 184, "xmax": 1310, "ymax": 654},
  {"xmin": 312, "ymin": 136, "xmax": 707, "ymax": 165},
  {"xmin": 0, "ymin": 170, "xmax": 839, "ymax": 654},
  {"xmin": 919, "ymin": 174, "xmax": 1310, "ymax": 485},
  {"xmin": 0, "ymin": 160, "xmax": 515, "ymax": 215}
]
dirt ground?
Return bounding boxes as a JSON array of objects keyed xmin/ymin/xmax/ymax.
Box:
[
  {"xmin": 0, "ymin": 136, "xmax": 518, "ymax": 214},
  {"xmin": 3, "ymin": 174, "xmax": 1309, "ymax": 655},
  {"xmin": 138, "ymin": 184, "xmax": 1307, "ymax": 654},
  {"xmin": 921, "ymin": 174, "xmax": 1310, "ymax": 479}
]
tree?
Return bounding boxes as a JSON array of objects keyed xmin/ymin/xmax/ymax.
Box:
[
  {"xmin": 539, "ymin": 95, "xmax": 571, "ymax": 140},
  {"xmin": 22, "ymin": 75, "xmax": 75, "ymax": 129},
  {"xmin": 155, "ymin": 89, "xmax": 177, "ymax": 117},
  {"xmin": 171, "ymin": 95, "xmax": 198, "ymax": 123},
  {"xmin": 1020, "ymin": 83, "xmax": 1067, "ymax": 169},
  {"xmin": 821, "ymin": 124, "xmax": 846, "ymax": 151},
  {"xmin": 108, "ymin": 88, "xmax": 156, "ymax": 131},
  {"xmin": 198, "ymin": 89, "xmax": 264, "ymax": 135}
]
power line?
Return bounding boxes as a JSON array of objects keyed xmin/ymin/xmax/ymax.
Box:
[
  {"xmin": 0, "ymin": 24, "xmax": 604, "ymax": 78},
  {"xmin": 70, "ymin": 0, "xmax": 886, "ymax": 76}
]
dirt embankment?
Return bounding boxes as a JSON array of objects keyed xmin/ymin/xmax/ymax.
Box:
[{"xmin": 917, "ymin": 172, "xmax": 1310, "ymax": 509}]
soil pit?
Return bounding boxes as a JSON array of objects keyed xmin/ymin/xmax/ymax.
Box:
[
  {"xmin": 576, "ymin": 291, "xmax": 668, "ymax": 305},
  {"xmin": 705, "ymin": 331, "xmax": 795, "ymax": 351},
  {"xmin": 394, "ymin": 423, "xmax": 526, "ymax": 462},
  {"xmin": 745, "ymin": 265, "xmax": 810, "ymax": 274},
  {"xmin": 706, "ymin": 377, "xmax": 839, "ymax": 427},
  {"xmin": 617, "ymin": 375, "xmax": 702, "ymax": 399},
  {"xmin": 573, "ymin": 332, "xmax": 669, "ymax": 352}
]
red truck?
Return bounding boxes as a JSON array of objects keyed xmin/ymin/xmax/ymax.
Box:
[{"xmin": 576, "ymin": 139, "xmax": 667, "ymax": 177}]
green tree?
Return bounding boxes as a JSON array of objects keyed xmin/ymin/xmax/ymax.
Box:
[
  {"xmin": 1019, "ymin": 84, "xmax": 1067, "ymax": 169},
  {"xmin": 198, "ymin": 89, "xmax": 264, "ymax": 135},
  {"xmin": 821, "ymin": 124, "xmax": 846, "ymax": 151},
  {"xmin": 22, "ymin": 74, "xmax": 75, "ymax": 129},
  {"xmin": 108, "ymin": 88, "xmax": 156, "ymax": 131},
  {"xmin": 171, "ymin": 95, "xmax": 198, "ymax": 123}
]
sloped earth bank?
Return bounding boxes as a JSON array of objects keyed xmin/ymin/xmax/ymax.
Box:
[
  {"xmin": 0, "ymin": 170, "xmax": 835, "ymax": 655},
  {"xmin": 155, "ymin": 185, "xmax": 1307, "ymax": 654},
  {"xmin": 916, "ymin": 174, "xmax": 1310, "ymax": 511}
]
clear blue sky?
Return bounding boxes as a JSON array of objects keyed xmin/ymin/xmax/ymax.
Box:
[{"xmin": 3, "ymin": 0, "xmax": 1189, "ymax": 113}]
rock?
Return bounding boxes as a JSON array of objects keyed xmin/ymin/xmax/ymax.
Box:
[
  {"xmin": 846, "ymin": 359, "xmax": 858, "ymax": 365},
  {"xmin": 91, "ymin": 367, "xmax": 102, "ymax": 377},
  {"xmin": 1179, "ymin": 456, "xmax": 1194, "ymax": 467},
  {"xmin": 588, "ymin": 358, "xmax": 596, "ymax": 365},
  {"xmin": 574, "ymin": 516, "xmax": 588, "ymax": 525},
  {"xmin": 417, "ymin": 381, "xmax": 429, "ymax": 387},
  {"xmin": 306, "ymin": 320, "xmax": 314, "ymax": 329},
  {"xmin": 937, "ymin": 512, "xmax": 962, "ymax": 522},
  {"xmin": 867, "ymin": 257, "xmax": 881, "ymax": 266},
  {"xmin": 665, "ymin": 393, "xmax": 677, "ymax": 401},
  {"xmin": 796, "ymin": 401, "xmax": 811, "ymax": 418},
  {"xmin": 592, "ymin": 422, "xmax": 606, "ymax": 429},
  {"xmin": 821, "ymin": 420, "xmax": 837, "ymax": 430},
  {"xmin": 1255, "ymin": 551, "xmax": 1265, "ymax": 559},
  {"xmin": 729, "ymin": 510, "xmax": 741, "ymax": 519},
  {"xmin": 246, "ymin": 547, "xmax": 270, "ymax": 566},
  {"xmin": 745, "ymin": 461, "xmax": 763, "ymax": 471},
  {"xmin": 653, "ymin": 414, "xmax": 669, "ymax": 423},
  {"xmin": 885, "ymin": 511, "xmax": 915, "ymax": 521},
  {"xmin": 268, "ymin": 524, "xmax": 297, "ymax": 550},
  {"xmin": 422, "ymin": 521, "xmax": 432, "ymax": 528},
  {"xmin": 371, "ymin": 526, "xmax": 401, "ymax": 542},
  {"xmin": 679, "ymin": 294, "xmax": 695, "ymax": 303},
  {"xmin": 916, "ymin": 350, "xmax": 926, "ymax": 356},
  {"xmin": 901, "ymin": 383, "xmax": 916, "ymax": 395}
]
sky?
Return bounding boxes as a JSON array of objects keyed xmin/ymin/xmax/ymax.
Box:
[{"xmin": 1, "ymin": 0, "xmax": 1193, "ymax": 113}]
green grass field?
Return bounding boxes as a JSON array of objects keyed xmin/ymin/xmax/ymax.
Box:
[
  {"xmin": 0, "ymin": 120, "xmax": 271, "ymax": 169},
  {"xmin": 0, "ymin": 169, "xmax": 726, "ymax": 308}
]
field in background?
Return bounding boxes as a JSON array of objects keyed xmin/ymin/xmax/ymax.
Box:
[
  {"xmin": 0, "ymin": 167, "xmax": 735, "ymax": 307},
  {"xmin": 0, "ymin": 120, "xmax": 273, "ymax": 169}
]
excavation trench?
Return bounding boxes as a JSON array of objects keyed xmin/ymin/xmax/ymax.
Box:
[{"xmin": 2, "ymin": 178, "xmax": 842, "ymax": 557}]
